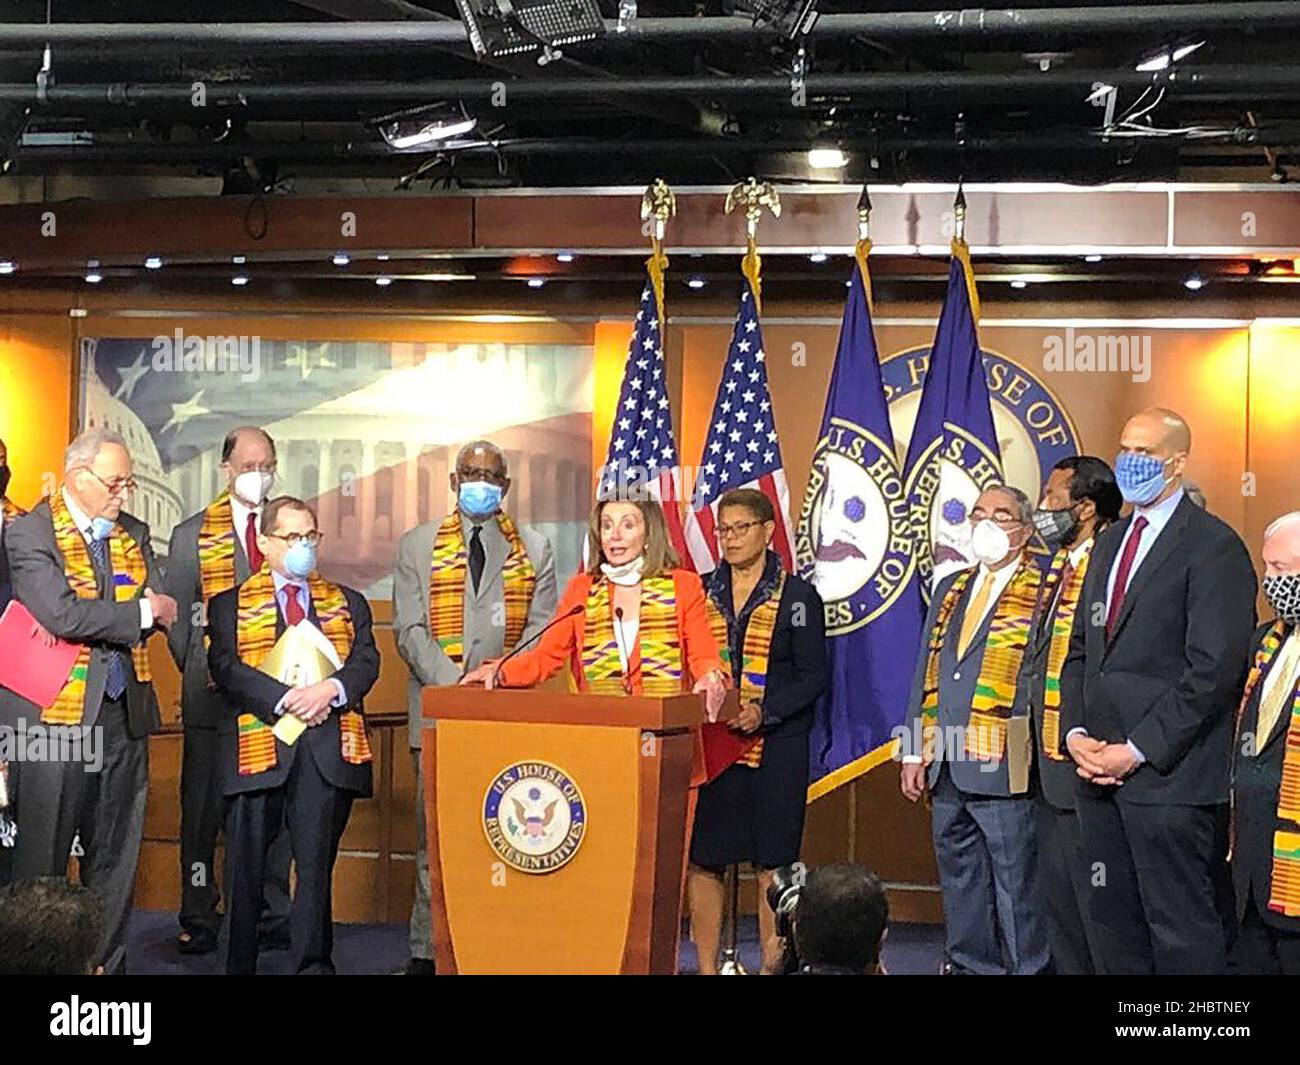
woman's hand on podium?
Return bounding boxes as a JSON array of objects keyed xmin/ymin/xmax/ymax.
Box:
[
  {"xmin": 729, "ymin": 702, "xmax": 763, "ymax": 734},
  {"xmin": 460, "ymin": 659, "xmax": 502, "ymax": 688},
  {"xmin": 693, "ymin": 669, "xmax": 728, "ymax": 722}
]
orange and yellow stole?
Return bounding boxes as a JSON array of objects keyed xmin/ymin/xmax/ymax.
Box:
[
  {"xmin": 919, "ymin": 559, "xmax": 1041, "ymax": 764},
  {"xmin": 580, "ymin": 575, "xmax": 682, "ymax": 696},
  {"xmin": 198, "ymin": 492, "xmax": 239, "ymax": 607},
  {"xmin": 1037, "ymin": 541, "xmax": 1092, "ymax": 761},
  {"xmin": 427, "ymin": 510, "xmax": 536, "ymax": 666},
  {"xmin": 234, "ymin": 568, "xmax": 374, "ymax": 777},
  {"xmin": 45, "ymin": 491, "xmax": 152, "ymax": 726},
  {"xmin": 1, "ymin": 497, "xmax": 25, "ymax": 524},
  {"xmin": 1231, "ymin": 620, "xmax": 1300, "ymax": 918},
  {"xmin": 705, "ymin": 573, "xmax": 786, "ymax": 769}
]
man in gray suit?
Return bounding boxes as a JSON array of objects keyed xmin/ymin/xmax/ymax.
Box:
[
  {"xmin": 392, "ymin": 440, "xmax": 557, "ymax": 974},
  {"xmin": 0, "ymin": 427, "xmax": 178, "ymax": 974},
  {"xmin": 165, "ymin": 426, "xmax": 291, "ymax": 955},
  {"xmin": 899, "ymin": 484, "xmax": 1050, "ymax": 975}
]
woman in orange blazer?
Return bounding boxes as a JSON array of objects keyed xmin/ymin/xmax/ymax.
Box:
[{"xmin": 461, "ymin": 498, "xmax": 727, "ymax": 716}]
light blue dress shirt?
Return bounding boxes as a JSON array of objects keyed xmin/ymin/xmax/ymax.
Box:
[{"xmin": 270, "ymin": 569, "xmax": 346, "ymax": 716}]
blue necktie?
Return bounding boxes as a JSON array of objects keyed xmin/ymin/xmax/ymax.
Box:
[{"xmin": 88, "ymin": 531, "xmax": 129, "ymax": 700}]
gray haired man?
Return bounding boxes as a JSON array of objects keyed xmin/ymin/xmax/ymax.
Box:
[
  {"xmin": 392, "ymin": 441, "xmax": 557, "ymax": 973},
  {"xmin": 0, "ymin": 428, "xmax": 178, "ymax": 974},
  {"xmin": 899, "ymin": 484, "xmax": 1050, "ymax": 975}
]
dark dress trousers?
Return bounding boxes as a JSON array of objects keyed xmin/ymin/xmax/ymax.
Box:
[
  {"xmin": 0, "ymin": 501, "xmax": 162, "ymax": 975},
  {"xmin": 691, "ymin": 552, "xmax": 826, "ymax": 870},
  {"xmin": 165, "ymin": 506, "xmax": 291, "ymax": 943},
  {"xmin": 1060, "ymin": 494, "xmax": 1256, "ymax": 975},
  {"xmin": 1229, "ymin": 620, "xmax": 1300, "ymax": 975},
  {"xmin": 207, "ymin": 581, "xmax": 379, "ymax": 975}
]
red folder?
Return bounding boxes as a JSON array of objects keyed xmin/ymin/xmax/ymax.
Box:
[
  {"xmin": 0, "ymin": 600, "xmax": 81, "ymax": 709},
  {"xmin": 700, "ymin": 721, "xmax": 762, "ymax": 784}
]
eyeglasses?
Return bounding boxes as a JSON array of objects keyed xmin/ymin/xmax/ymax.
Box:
[
  {"xmin": 265, "ymin": 531, "xmax": 323, "ymax": 547},
  {"xmin": 970, "ymin": 509, "xmax": 1024, "ymax": 529},
  {"xmin": 715, "ymin": 519, "xmax": 763, "ymax": 540},
  {"xmin": 458, "ymin": 467, "xmax": 507, "ymax": 486},
  {"xmin": 80, "ymin": 468, "xmax": 137, "ymax": 496},
  {"xmin": 230, "ymin": 462, "xmax": 277, "ymax": 475}
]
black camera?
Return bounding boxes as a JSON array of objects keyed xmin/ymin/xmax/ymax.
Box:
[{"xmin": 766, "ymin": 862, "xmax": 806, "ymax": 974}]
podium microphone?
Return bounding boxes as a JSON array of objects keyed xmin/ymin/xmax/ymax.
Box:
[
  {"xmin": 613, "ymin": 606, "xmax": 632, "ymax": 694},
  {"xmin": 489, "ymin": 604, "xmax": 583, "ymax": 688}
]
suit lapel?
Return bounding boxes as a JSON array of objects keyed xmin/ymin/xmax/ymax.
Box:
[{"xmin": 1106, "ymin": 497, "xmax": 1191, "ymax": 651}]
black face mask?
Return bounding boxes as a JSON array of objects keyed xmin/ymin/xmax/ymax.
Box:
[
  {"xmin": 1263, "ymin": 574, "xmax": 1300, "ymax": 627},
  {"xmin": 0, "ymin": 464, "xmax": 10, "ymax": 499},
  {"xmin": 1032, "ymin": 503, "xmax": 1080, "ymax": 548}
]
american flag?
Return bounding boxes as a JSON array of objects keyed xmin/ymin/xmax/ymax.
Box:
[
  {"xmin": 596, "ymin": 272, "xmax": 692, "ymax": 564},
  {"xmin": 683, "ymin": 280, "xmax": 793, "ymax": 574}
]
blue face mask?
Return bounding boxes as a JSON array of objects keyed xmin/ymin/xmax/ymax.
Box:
[
  {"xmin": 1115, "ymin": 451, "xmax": 1172, "ymax": 506},
  {"xmin": 283, "ymin": 540, "xmax": 317, "ymax": 579},
  {"xmin": 459, "ymin": 480, "xmax": 504, "ymax": 518},
  {"xmin": 89, "ymin": 516, "xmax": 115, "ymax": 541}
]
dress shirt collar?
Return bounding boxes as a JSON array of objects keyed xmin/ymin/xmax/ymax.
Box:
[{"xmin": 1134, "ymin": 484, "xmax": 1184, "ymax": 523}]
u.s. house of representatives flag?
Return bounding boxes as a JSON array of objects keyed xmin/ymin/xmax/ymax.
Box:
[
  {"xmin": 683, "ymin": 279, "xmax": 793, "ymax": 574},
  {"xmin": 594, "ymin": 256, "xmax": 691, "ymax": 564},
  {"xmin": 902, "ymin": 242, "xmax": 1004, "ymax": 596},
  {"xmin": 795, "ymin": 246, "xmax": 925, "ymax": 799}
]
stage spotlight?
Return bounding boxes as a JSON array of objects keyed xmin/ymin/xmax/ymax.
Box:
[
  {"xmin": 735, "ymin": 0, "xmax": 819, "ymax": 40},
  {"xmin": 455, "ymin": 0, "xmax": 605, "ymax": 62},
  {"xmin": 377, "ymin": 102, "xmax": 478, "ymax": 150}
]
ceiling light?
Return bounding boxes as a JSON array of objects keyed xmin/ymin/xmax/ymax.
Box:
[
  {"xmin": 144, "ymin": 256, "xmax": 162, "ymax": 270},
  {"xmin": 557, "ymin": 252, "xmax": 575, "ymax": 263},
  {"xmin": 808, "ymin": 147, "xmax": 847, "ymax": 170},
  {"xmin": 0, "ymin": 261, "xmax": 15, "ymax": 275},
  {"xmin": 333, "ymin": 252, "xmax": 351, "ymax": 266},
  {"xmin": 1010, "ymin": 279, "xmax": 1028, "ymax": 289},
  {"xmin": 377, "ymin": 254, "xmax": 390, "ymax": 261},
  {"xmin": 1183, "ymin": 274, "xmax": 1206, "ymax": 291},
  {"xmin": 84, "ymin": 260, "xmax": 102, "ymax": 283},
  {"xmin": 1084, "ymin": 254, "xmax": 1103, "ymax": 263},
  {"xmin": 809, "ymin": 251, "xmax": 829, "ymax": 263},
  {"xmin": 687, "ymin": 276, "xmax": 706, "ymax": 289},
  {"xmin": 527, "ymin": 277, "xmax": 545, "ymax": 288},
  {"xmin": 375, "ymin": 276, "xmax": 393, "ymax": 287},
  {"xmin": 232, "ymin": 275, "xmax": 250, "ymax": 286},
  {"xmin": 454, "ymin": 0, "xmax": 605, "ymax": 60},
  {"xmin": 232, "ymin": 255, "xmax": 246, "ymax": 265},
  {"xmin": 1136, "ymin": 40, "xmax": 1204, "ymax": 72},
  {"xmin": 378, "ymin": 102, "xmax": 478, "ymax": 150}
]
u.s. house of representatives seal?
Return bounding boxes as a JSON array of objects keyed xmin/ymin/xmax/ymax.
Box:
[
  {"xmin": 795, "ymin": 418, "xmax": 917, "ymax": 637},
  {"xmin": 483, "ymin": 761, "xmax": 587, "ymax": 874}
]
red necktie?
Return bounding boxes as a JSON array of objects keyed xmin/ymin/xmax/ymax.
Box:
[
  {"xmin": 1105, "ymin": 515, "xmax": 1148, "ymax": 639},
  {"xmin": 245, "ymin": 512, "xmax": 263, "ymax": 572},
  {"xmin": 283, "ymin": 584, "xmax": 305, "ymax": 627}
]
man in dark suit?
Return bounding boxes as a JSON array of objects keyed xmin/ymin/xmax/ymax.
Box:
[
  {"xmin": 165, "ymin": 426, "xmax": 290, "ymax": 955},
  {"xmin": 0, "ymin": 427, "xmax": 178, "ymax": 974},
  {"xmin": 1020, "ymin": 456, "xmax": 1121, "ymax": 974},
  {"xmin": 900, "ymin": 485, "xmax": 1050, "ymax": 975},
  {"xmin": 1230, "ymin": 511, "xmax": 1300, "ymax": 974},
  {"xmin": 0, "ymin": 436, "xmax": 25, "ymax": 616},
  {"xmin": 1061, "ymin": 407, "xmax": 1256, "ymax": 975},
  {"xmin": 207, "ymin": 495, "xmax": 379, "ymax": 975}
]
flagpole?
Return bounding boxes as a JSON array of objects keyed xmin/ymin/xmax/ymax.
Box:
[
  {"xmin": 950, "ymin": 181, "xmax": 981, "ymax": 324},
  {"xmin": 855, "ymin": 183, "xmax": 873, "ymax": 316},
  {"xmin": 725, "ymin": 177, "xmax": 781, "ymax": 315}
]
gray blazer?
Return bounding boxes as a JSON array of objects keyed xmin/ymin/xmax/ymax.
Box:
[
  {"xmin": 392, "ymin": 514, "xmax": 557, "ymax": 749},
  {"xmin": 165, "ymin": 502, "xmax": 254, "ymax": 729},
  {"xmin": 904, "ymin": 563, "xmax": 1035, "ymax": 798},
  {"xmin": 1, "ymin": 499, "xmax": 162, "ymax": 739}
]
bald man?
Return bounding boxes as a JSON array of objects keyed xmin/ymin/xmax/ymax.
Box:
[
  {"xmin": 1230, "ymin": 512, "xmax": 1300, "ymax": 974},
  {"xmin": 1061, "ymin": 408, "xmax": 1256, "ymax": 975}
]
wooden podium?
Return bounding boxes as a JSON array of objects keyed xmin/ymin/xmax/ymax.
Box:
[{"xmin": 420, "ymin": 686, "xmax": 707, "ymax": 974}]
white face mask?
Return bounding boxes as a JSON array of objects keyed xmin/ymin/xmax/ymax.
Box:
[
  {"xmin": 600, "ymin": 555, "xmax": 646, "ymax": 586},
  {"xmin": 970, "ymin": 519, "xmax": 1014, "ymax": 566},
  {"xmin": 233, "ymin": 470, "xmax": 274, "ymax": 507}
]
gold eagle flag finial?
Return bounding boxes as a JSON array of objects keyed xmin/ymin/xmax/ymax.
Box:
[
  {"xmin": 725, "ymin": 178, "xmax": 780, "ymax": 312},
  {"xmin": 640, "ymin": 178, "xmax": 675, "ymax": 321}
]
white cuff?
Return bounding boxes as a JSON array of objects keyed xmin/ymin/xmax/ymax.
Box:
[{"xmin": 139, "ymin": 598, "xmax": 154, "ymax": 630}]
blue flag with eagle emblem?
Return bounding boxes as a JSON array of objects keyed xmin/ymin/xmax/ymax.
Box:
[{"xmin": 795, "ymin": 248, "xmax": 925, "ymax": 800}]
